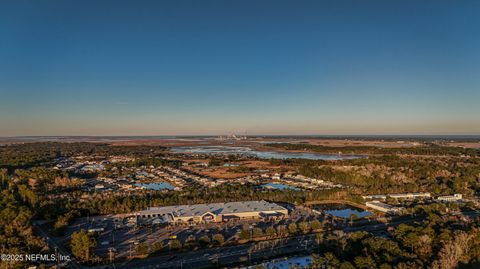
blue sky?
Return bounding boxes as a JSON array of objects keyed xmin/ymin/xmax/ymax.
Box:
[{"xmin": 1, "ymin": 0, "xmax": 479, "ymax": 136}]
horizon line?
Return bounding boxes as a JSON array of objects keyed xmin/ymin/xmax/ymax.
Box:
[{"xmin": 2, "ymin": 134, "xmax": 480, "ymax": 138}]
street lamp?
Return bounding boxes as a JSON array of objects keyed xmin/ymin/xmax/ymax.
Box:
[
  {"xmin": 249, "ymin": 225, "xmax": 253, "ymax": 241},
  {"xmin": 54, "ymin": 247, "xmax": 58, "ymax": 266}
]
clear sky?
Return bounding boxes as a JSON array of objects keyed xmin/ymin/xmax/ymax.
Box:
[{"xmin": 1, "ymin": 0, "xmax": 479, "ymax": 136}]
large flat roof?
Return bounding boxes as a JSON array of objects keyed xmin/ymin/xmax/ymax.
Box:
[
  {"xmin": 366, "ymin": 201, "xmax": 395, "ymax": 209},
  {"xmin": 137, "ymin": 200, "xmax": 286, "ymax": 217}
]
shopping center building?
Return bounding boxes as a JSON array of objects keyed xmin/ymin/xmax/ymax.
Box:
[{"xmin": 134, "ymin": 200, "xmax": 288, "ymax": 224}]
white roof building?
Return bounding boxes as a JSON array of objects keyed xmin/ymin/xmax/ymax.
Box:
[{"xmin": 363, "ymin": 192, "xmax": 431, "ymax": 200}]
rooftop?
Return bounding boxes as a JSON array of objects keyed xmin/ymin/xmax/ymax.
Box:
[{"xmin": 137, "ymin": 200, "xmax": 286, "ymax": 217}]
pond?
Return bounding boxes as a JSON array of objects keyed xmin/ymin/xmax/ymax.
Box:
[
  {"xmin": 262, "ymin": 183, "xmax": 299, "ymax": 190},
  {"xmin": 314, "ymin": 203, "xmax": 372, "ymax": 218},
  {"xmin": 171, "ymin": 146, "xmax": 363, "ymax": 160},
  {"xmin": 134, "ymin": 182, "xmax": 175, "ymax": 190}
]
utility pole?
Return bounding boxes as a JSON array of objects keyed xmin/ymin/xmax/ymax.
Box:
[
  {"xmin": 249, "ymin": 225, "xmax": 253, "ymax": 241},
  {"xmin": 108, "ymin": 247, "xmax": 115, "ymax": 263},
  {"xmin": 54, "ymin": 246, "xmax": 58, "ymax": 267},
  {"xmin": 213, "ymin": 254, "xmax": 219, "ymax": 268},
  {"xmin": 129, "ymin": 243, "xmax": 133, "ymax": 259}
]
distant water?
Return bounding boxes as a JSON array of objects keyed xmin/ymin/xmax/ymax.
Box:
[
  {"xmin": 325, "ymin": 208, "xmax": 372, "ymax": 218},
  {"xmin": 262, "ymin": 183, "xmax": 299, "ymax": 190},
  {"xmin": 315, "ymin": 203, "xmax": 372, "ymax": 218},
  {"xmin": 171, "ymin": 146, "xmax": 363, "ymax": 160},
  {"xmin": 135, "ymin": 182, "xmax": 174, "ymax": 190}
]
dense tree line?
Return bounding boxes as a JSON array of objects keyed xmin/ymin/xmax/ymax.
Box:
[
  {"xmin": 0, "ymin": 169, "xmax": 45, "ymax": 269},
  {"xmin": 266, "ymin": 143, "xmax": 480, "ymax": 157},
  {"xmin": 0, "ymin": 142, "xmax": 167, "ymax": 171},
  {"xmin": 269, "ymin": 154, "xmax": 480, "ymax": 195},
  {"xmin": 309, "ymin": 212, "xmax": 480, "ymax": 269}
]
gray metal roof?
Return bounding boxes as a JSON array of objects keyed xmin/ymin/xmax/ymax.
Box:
[{"xmin": 137, "ymin": 200, "xmax": 286, "ymax": 217}]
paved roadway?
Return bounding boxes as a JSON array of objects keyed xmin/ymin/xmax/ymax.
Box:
[
  {"xmin": 112, "ymin": 236, "xmax": 309, "ymax": 269},
  {"xmin": 33, "ymin": 221, "xmax": 83, "ymax": 269}
]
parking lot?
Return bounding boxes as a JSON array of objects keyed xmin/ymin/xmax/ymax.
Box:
[{"xmin": 61, "ymin": 206, "xmax": 314, "ymax": 260}]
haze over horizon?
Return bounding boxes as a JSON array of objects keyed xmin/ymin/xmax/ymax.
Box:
[{"xmin": 1, "ymin": 0, "xmax": 480, "ymax": 136}]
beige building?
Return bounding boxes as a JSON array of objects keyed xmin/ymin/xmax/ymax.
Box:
[
  {"xmin": 135, "ymin": 200, "xmax": 288, "ymax": 224},
  {"xmin": 437, "ymin": 194, "xmax": 463, "ymax": 202}
]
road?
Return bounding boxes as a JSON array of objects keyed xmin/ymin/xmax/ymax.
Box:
[
  {"xmin": 33, "ymin": 221, "xmax": 84, "ymax": 269},
  {"xmin": 112, "ymin": 236, "xmax": 310, "ymax": 269}
]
